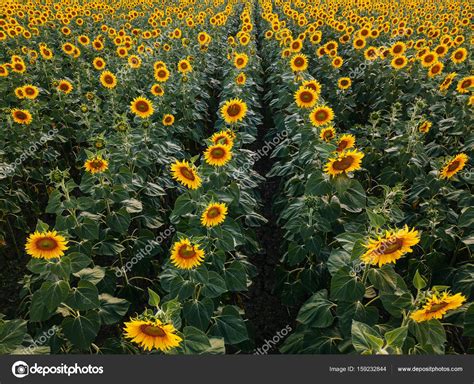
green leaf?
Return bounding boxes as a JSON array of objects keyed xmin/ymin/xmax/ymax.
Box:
[
  {"xmin": 330, "ymin": 266, "xmax": 365, "ymax": 302},
  {"xmin": 98, "ymin": 294, "xmax": 130, "ymax": 325},
  {"xmin": 297, "ymin": 289, "xmax": 335, "ymax": 328},
  {"xmin": 224, "ymin": 261, "xmax": 248, "ymax": 291},
  {"xmin": 210, "ymin": 311, "xmax": 248, "ymax": 345},
  {"xmin": 201, "ymin": 271, "xmax": 227, "ymax": 298},
  {"xmin": 458, "ymin": 207, "xmax": 474, "ymax": 228},
  {"xmin": 40, "ymin": 280, "xmax": 70, "ymax": 312},
  {"xmin": 62, "ymin": 311, "xmax": 101, "ymax": 350},
  {"xmin": 180, "ymin": 326, "xmax": 212, "ymax": 354},
  {"xmin": 67, "ymin": 252, "xmax": 92, "ymax": 273},
  {"xmin": 73, "ymin": 267, "xmax": 105, "ymax": 285},
  {"xmin": 385, "ymin": 326, "xmax": 408, "ymax": 350},
  {"xmin": 284, "ymin": 242, "xmax": 307, "ymax": 266},
  {"xmin": 305, "ymin": 172, "xmax": 332, "ymax": 196},
  {"xmin": 410, "ymin": 319, "xmax": 446, "ymax": 354},
  {"xmin": 106, "ymin": 209, "xmax": 131, "ymax": 233},
  {"xmin": 65, "ymin": 281, "xmax": 100, "ymax": 311},
  {"xmin": 338, "ymin": 180, "xmax": 367, "ymax": 212},
  {"xmin": 380, "ymin": 291, "xmax": 413, "ymax": 317},
  {"xmin": 147, "ymin": 288, "xmax": 161, "ymax": 308},
  {"xmin": 183, "ymin": 298, "xmax": 214, "ymax": 330},
  {"xmin": 413, "ymin": 270, "xmax": 427, "ymax": 290},
  {"xmin": 463, "ymin": 303, "xmax": 474, "ymax": 337},
  {"xmin": 351, "ymin": 321, "xmax": 384, "ymax": 354},
  {"xmin": 29, "ymin": 290, "xmax": 55, "ymax": 322},
  {"xmin": 0, "ymin": 319, "xmax": 27, "ymax": 353}
]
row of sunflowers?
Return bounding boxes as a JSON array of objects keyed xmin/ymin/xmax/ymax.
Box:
[{"xmin": 0, "ymin": 0, "xmax": 473, "ymax": 355}]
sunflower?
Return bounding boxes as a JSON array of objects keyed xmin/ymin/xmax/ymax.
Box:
[
  {"xmin": 390, "ymin": 41, "xmax": 406, "ymax": 56},
  {"xmin": 294, "ymin": 87, "xmax": 318, "ymax": 108},
  {"xmin": 411, "ymin": 292, "xmax": 466, "ymax": 322},
  {"xmin": 324, "ymin": 149, "xmax": 364, "ymax": 177},
  {"xmin": 11, "ymin": 109, "xmax": 32, "ymax": 125},
  {"xmin": 100, "ymin": 71, "xmax": 117, "ymax": 89},
  {"xmin": 57, "ymin": 80, "xmax": 73, "ymax": 94},
  {"xmin": 177, "ymin": 59, "xmax": 192, "ymax": 74},
  {"xmin": 14, "ymin": 87, "xmax": 25, "ymax": 99},
  {"xmin": 290, "ymin": 53, "xmax": 308, "ymax": 72},
  {"xmin": 420, "ymin": 51, "xmax": 438, "ymax": 67},
  {"xmin": 439, "ymin": 72, "xmax": 457, "ymax": 91},
  {"xmin": 236, "ymin": 72, "xmax": 246, "ymax": 85},
  {"xmin": 337, "ymin": 77, "xmax": 351, "ymax": 90},
  {"xmin": 204, "ymin": 144, "xmax": 232, "ymax": 167},
  {"xmin": 440, "ymin": 153, "xmax": 469, "ymax": 179},
  {"xmin": 92, "ymin": 57, "xmax": 106, "ymax": 70},
  {"xmin": 154, "ymin": 67, "xmax": 170, "ymax": 82},
  {"xmin": 331, "ymin": 56, "xmax": 343, "ymax": 68},
  {"xmin": 353, "ymin": 37, "xmax": 366, "ymax": 50},
  {"xmin": 128, "ymin": 55, "xmax": 141, "ymax": 69},
  {"xmin": 162, "ymin": 114, "xmax": 175, "ymax": 126},
  {"xmin": 84, "ymin": 156, "xmax": 109, "ymax": 174},
  {"xmin": 319, "ymin": 126, "xmax": 336, "ymax": 142},
  {"xmin": 391, "ymin": 55, "xmax": 408, "ymax": 70},
  {"xmin": 336, "ymin": 134, "xmax": 356, "ymax": 152},
  {"xmin": 123, "ymin": 318, "xmax": 182, "ymax": 352},
  {"xmin": 0, "ymin": 64, "xmax": 9, "ymax": 77},
  {"xmin": 302, "ymin": 79, "xmax": 322, "ymax": 95},
  {"xmin": 25, "ymin": 230, "xmax": 68, "ymax": 259},
  {"xmin": 211, "ymin": 130, "xmax": 234, "ymax": 147},
  {"xmin": 428, "ymin": 62, "xmax": 443, "ymax": 77},
  {"xmin": 201, "ymin": 202, "xmax": 228, "ymax": 227},
  {"xmin": 130, "ymin": 97, "xmax": 154, "ymax": 118},
  {"xmin": 456, "ymin": 76, "xmax": 474, "ymax": 93},
  {"xmin": 170, "ymin": 160, "xmax": 201, "ymax": 189},
  {"xmin": 150, "ymin": 84, "xmax": 164, "ymax": 96},
  {"xmin": 23, "ymin": 84, "xmax": 39, "ymax": 99},
  {"xmin": 170, "ymin": 238, "xmax": 205, "ymax": 269},
  {"xmin": 234, "ymin": 53, "xmax": 248, "ymax": 69},
  {"xmin": 418, "ymin": 120, "xmax": 432, "ymax": 133},
  {"xmin": 221, "ymin": 98, "xmax": 247, "ymax": 124},
  {"xmin": 309, "ymin": 105, "xmax": 334, "ymax": 127},
  {"xmin": 360, "ymin": 225, "xmax": 420, "ymax": 267},
  {"xmin": 451, "ymin": 47, "xmax": 467, "ymax": 64}
]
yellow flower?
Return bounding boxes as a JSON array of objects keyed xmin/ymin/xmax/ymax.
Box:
[
  {"xmin": 177, "ymin": 59, "xmax": 192, "ymax": 74},
  {"xmin": 154, "ymin": 67, "xmax": 170, "ymax": 82},
  {"xmin": 57, "ymin": 80, "xmax": 73, "ymax": 94},
  {"xmin": 221, "ymin": 98, "xmax": 247, "ymax": 124},
  {"xmin": 150, "ymin": 84, "xmax": 164, "ymax": 96},
  {"xmin": 290, "ymin": 53, "xmax": 308, "ymax": 72},
  {"xmin": 11, "ymin": 109, "xmax": 33, "ymax": 125},
  {"xmin": 319, "ymin": 126, "xmax": 336, "ymax": 142},
  {"xmin": 128, "ymin": 55, "xmax": 141, "ymax": 69},
  {"xmin": 391, "ymin": 55, "xmax": 408, "ymax": 70},
  {"xmin": 162, "ymin": 114, "xmax": 175, "ymax": 126},
  {"xmin": 336, "ymin": 134, "xmax": 356, "ymax": 152},
  {"xmin": 309, "ymin": 105, "xmax": 334, "ymax": 127},
  {"xmin": 428, "ymin": 61, "xmax": 443, "ymax": 78},
  {"xmin": 211, "ymin": 130, "xmax": 234, "ymax": 148},
  {"xmin": 420, "ymin": 51, "xmax": 438, "ymax": 67},
  {"xmin": 22, "ymin": 84, "xmax": 39, "ymax": 99},
  {"xmin": 456, "ymin": 76, "xmax": 474, "ymax": 93},
  {"xmin": 25, "ymin": 230, "xmax": 68, "ymax": 259},
  {"xmin": 100, "ymin": 71, "xmax": 117, "ymax": 89},
  {"xmin": 294, "ymin": 86, "xmax": 318, "ymax": 108},
  {"xmin": 324, "ymin": 149, "xmax": 364, "ymax": 177},
  {"xmin": 84, "ymin": 156, "xmax": 109, "ymax": 174},
  {"xmin": 204, "ymin": 144, "xmax": 232, "ymax": 166},
  {"xmin": 439, "ymin": 72, "xmax": 457, "ymax": 91},
  {"xmin": 451, "ymin": 47, "xmax": 467, "ymax": 64},
  {"xmin": 440, "ymin": 153, "xmax": 469, "ymax": 179},
  {"xmin": 170, "ymin": 160, "xmax": 201, "ymax": 189},
  {"xmin": 337, "ymin": 77, "xmax": 351, "ymax": 90},
  {"xmin": 302, "ymin": 79, "xmax": 321, "ymax": 96},
  {"xmin": 92, "ymin": 57, "xmax": 106, "ymax": 70},
  {"xmin": 123, "ymin": 318, "xmax": 182, "ymax": 352},
  {"xmin": 411, "ymin": 292, "xmax": 466, "ymax": 322},
  {"xmin": 418, "ymin": 120, "xmax": 432, "ymax": 133},
  {"xmin": 130, "ymin": 97, "xmax": 154, "ymax": 118},
  {"xmin": 361, "ymin": 226, "xmax": 420, "ymax": 267},
  {"xmin": 233, "ymin": 53, "xmax": 248, "ymax": 69},
  {"xmin": 236, "ymin": 72, "xmax": 246, "ymax": 85},
  {"xmin": 170, "ymin": 238, "xmax": 205, "ymax": 269},
  {"xmin": 201, "ymin": 202, "xmax": 228, "ymax": 227}
]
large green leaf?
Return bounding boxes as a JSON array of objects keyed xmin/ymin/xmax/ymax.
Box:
[
  {"xmin": 62, "ymin": 311, "xmax": 101, "ymax": 350},
  {"xmin": 463, "ymin": 303, "xmax": 474, "ymax": 338},
  {"xmin": 40, "ymin": 280, "xmax": 70, "ymax": 312},
  {"xmin": 183, "ymin": 298, "xmax": 214, "ymax": 330},
  {"xmin": 330, "ymin": 266, "xmax": 365, "ymax": 302},
  {"xmin": 297, "ymin": 289, "xmax": 335, "ymax": 328},
  {"xmin": 65, "ymin": 280, "xmax": 100, "ymax": 311},
  {"xmin": 351, "ymin": 321, "xmax": 384, "ymax": 354},
  {"xmin": 0, "ymin": 319, "xmax": 27, "ymax": 353},
  {"xmin": 224, "ymin": 261, "xmax": 248, "ymax": 291},
  {"xmin": 97, "ymin": 294, "xmax": 130, "ymax": 325}
]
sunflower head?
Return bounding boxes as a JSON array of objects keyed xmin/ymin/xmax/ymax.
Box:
[
  {"xmin": 130, "ymin": 96, "xmax": 154, "ymax": 119},
  {"xmin": 57, "ymin": 80, "xmax": 73, "ymax": 94},
  {"xmin": 124, "ymin": 317, "xmax": 182, "ymax": 352},
  {"xmin": 294, "ymin": 86, "xmax": 318, "ymax": 109},
  {"xmin": 410, "ymin": 291, "xmax": 466, "ymax": 322},
  {"xmin": 324, "ymin": 149, "xmax": 364, "ymax": 177},
  {"xmin": 440, "ymin": 153, "xmax": 469, "ymax": 179},
  {"xmin": 84, "ymin": 156, "xmax": 109, "ymax": 174},
  {"xmin": 170, "ymin": 238, "xmax": 205, "ymax": 270},
  {"xmin": 11, "ymin": 109, "xmax": 33, "ymax": 125},
  {"xmin": 201, "ymin": 202, "xmax": 228, "ymax": 227},
  {"xmin": 100, "ymin": 71, "xmax": 117, "ymax": 89},
  {"xmin": 25, "ymin": 230, "xmax": 68, "ymax": 259},
  {"xmin": 221, "ymin": 98, "xmax": 247, "ymax": 124},
  {"xmin": 290, "ymin": 53, "xmax": 308, "ymax": 72},
  {"xmin": 170, "ymin": 160, "xmax": 201, "ymax": 189},
  {"xmin": 309, "ymin": 105, "xmax": 334, "ymax": 127},
  {"xmin": 336, "ymin": 134, "xmax": 356, "ymax": 152},
  {"xmin": 204, "ymin": 144, "xmax": 232, "ymax": 167}
]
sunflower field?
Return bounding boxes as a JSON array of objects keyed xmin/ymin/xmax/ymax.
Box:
[{"xmin": 0, "ymin": 0, "xmax": 473, "ymax": 356}]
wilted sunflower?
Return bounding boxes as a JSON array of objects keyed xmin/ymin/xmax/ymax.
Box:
[
  {"xmin": 456, "ymin": 76, "xmax": 474, "ymax": 93},
  {"xmin": 84, "ymin": 156, "xmax": 109, "ymax": 174},
  {"xmin": 337, "ymin": 77, "xmax": 351, "ymax": 90},
  {"xmin": 123, "ymin": 318, "xmax": 182, "ymax": 352},
  {"xmin": 294, "ymin": 86, "xmax": 318, "ymax": 108},
  {"xmin": 336, "ymin": 134, "xmax": 355, "ymax": 152},
  {"xmin": 170, "ymin": 238, "xmax": 205, "ymax": 269},
  {"xmin": 211, "ymin": 130, "xmax": 234, "ymax": 147},
  {"xmin": 440, "ymin": 153, "xmax": 469, "ymax": 179},
  {"xmin": 11, "ymin": 109, "xmax": 33, "ymax": 125},
  {"xmin": 25, "ymin": 230, "xmax": 68, "ymax": 259},
  {"xmin": 410, "ymin": 292, "xmax": 466, "ymax": 322},
  {"xmin": 162, "ymin": 114, "xmax": 175, "ymax": 126},
  {"xmin": 324, "ymin": 149, "xmax": 364, "ymax": 177},
  {"xmin": 418, "ymin": 120, "xmax": 432, "ymax": 133},
  {"xmin": 170, "ymin": 160, "xmax": 201, "ymax": 189},
  {"xmin": 201, "ymin": 202, "xmax": 228, "ymax": 227},
  {"xmin": 309, "ymin": 105, "xmax": 334, "ymax": 127},
  {"xmin": 100, "ymin": 71, "xmax": 117, "ymax": 89},
  {"xmin": 221, "ymin": 98, "xmax": 247, "ymax": 124},
  {"xmin": 23, "ymin": 84, "xmax": 39, "ymax": 99},
  {"xmin": 360, "ymin": 225, "xmax": 420, "ymax": 267},
  {"xmin": 57, "ymin": 80, "xmax": 73, "ymax": 94},
  {"xmin": 130, "ymin": 97, "xmax": 154, "ymax": 118},
  {"xmin": 319, "ymin": 126, "xmax": 336, "ymax": 142},
  {"xmin": 290, "ymin": 53, "xmax": 308, "ymax": 72},
  {"xmin": 204, "ymin": 144, "xmax": 232, "ymax": 166}
]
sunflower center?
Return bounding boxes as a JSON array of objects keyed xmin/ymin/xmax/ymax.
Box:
[
  {"xmin": 300, "ymin": 91, "xmax": 313, "ymax": 103},
  {"xmin": 91, "ymin": 160, "xmax": 104, "ymax": 169},
  {"xmin": 377, "ymin": 237, "xmax": 403, "ymax": 255},
  {"xmin": 425, "ymin": 55, "xmax": 434, "ymax": 63},
  {"xmin": 180, "ymin": 166, "xmax": 195, "ymax": 180},
  {"xmin": 426, "ymin": 301, "xmax": 449, "ymax": 314},
  {"xmin": 447, "ymin": 160, "xmax": 460, "ymax": 172},
  {"xmin": 332, "ymin": 155, "xmax": 355, "ymax": 171},
  {"xmin": 461, "ymin": 80, "xmax": 471, "ymax": 89},
  {"xmin": 210, "ymin": 147, "xmax": 226, "ymax": 159},
  {"xmin": 16, "ymin": 111, "xmax": 27, "ymax": 120},
  {"xmin": 227, "ymin": 104, "xmax": 241, "ymax": 117},
  {"xmin": 158, "ymin": 70, "xmax": 166, "ymax": 78},
  {"xmin": 140, "ymin": 324, "xmax": 166, "ymax": 337},
  {"xmin": 105, "ymin": 75, "xmax": 113, "ymax": 83},
  {"xmin": 294, "ymin": 58, "xmax": 304, "ymax": 67},
  {"xmin": 455, "ymin": 52, "xmax": 462, "ymax": 59},
  {"xmin": 25, "ymin": 88, "xmax": 34, "ymax": 95},
  {"xmin": 136, "ymin": 101, "xmax": 149, "ymax": 112},
  {"xmin": 337, "ymin": 140, "xmax": 348, "ymax": 151},
  {"xmin": 315, "ymin": 110, "xmax": 328, "ymax": 121},
  {"xmin": 207, "ymin": 207, "xmax": 221, "ymax": 218},
  {"xmin": 36, "ymin": 237, "xmax": 58, "ymax": 250},
  {"xmin": 178, "ymin": 245, "xmax": 197, "ymax": 259}
]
